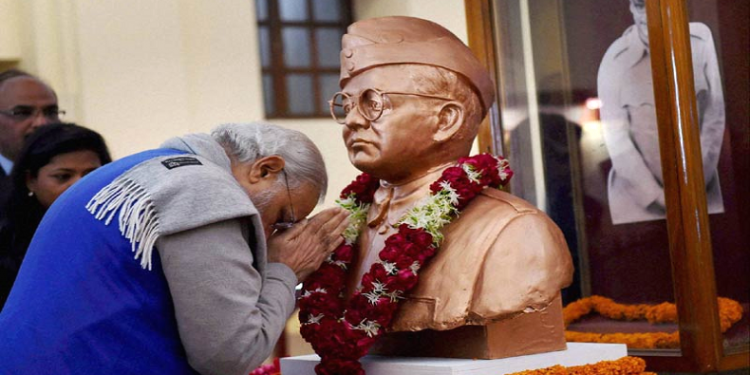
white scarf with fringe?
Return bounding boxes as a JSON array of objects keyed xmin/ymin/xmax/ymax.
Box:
[{"xmin": 85, "ymin": 134, "xmax": 262, "ymax": 270}]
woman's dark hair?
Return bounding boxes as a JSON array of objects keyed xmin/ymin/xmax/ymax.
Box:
[
  {"xmin": 0, "ymin": 123, "xmax": 111, "ymax": 308},
  {"xmin": 11, "ymin": 122, "xmax": 112, "ymax": 187}
]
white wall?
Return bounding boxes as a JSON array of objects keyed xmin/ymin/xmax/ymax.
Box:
[
  {"xmin": 7, "ymin": 0, "xmax": 468, "ymax": 209},
  {"xmin": 353, "ymin": 0, "xmax": 468, "ymax": 43},
  {"xmin": 74, "ymin": 1, "xmax": 193, "ymax": 156},
  {"xmin": 0, "ymin": 0, "xmax": 22, "ymax": 61}
]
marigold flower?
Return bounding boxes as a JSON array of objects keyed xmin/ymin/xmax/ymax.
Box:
[
  {"xmin": 507, "ymin": 357, "xmax": 648, "ymax": 375},
  {"xmin": 563, "ymin": 296, "xmax": 743, "ymax": 349}
]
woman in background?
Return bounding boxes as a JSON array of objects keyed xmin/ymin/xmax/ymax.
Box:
[{"xmin": 0, "ymin": 123, "xmax": 111, "ymax": 309}]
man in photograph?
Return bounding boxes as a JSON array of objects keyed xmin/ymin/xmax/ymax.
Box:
[{"xmin": 597, "ymin": 0, "xmax": 725, "ymax": 224}]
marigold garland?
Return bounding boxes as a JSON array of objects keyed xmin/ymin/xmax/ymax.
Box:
[
  {"xmin": 509, "ymin": 356, "xmax": 652, "ymax": 375},
  {"xmin": 298, "ymin": 154, "xmax": 512, "ymax": 375},
  {"xmin": 258, "ymin": 355, "xmax": 653, "ymax": 375},
  {"xmin": 563, "ymin": 296, "xmax": 744, "ymax": 349}
]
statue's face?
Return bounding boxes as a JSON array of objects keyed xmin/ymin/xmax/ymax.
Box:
[{"xmin": 339, "ymin": 65, "xmax": 444, "ymax": 182}]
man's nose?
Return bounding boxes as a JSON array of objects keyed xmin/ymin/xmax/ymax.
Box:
[{"xmin": 30, "ymin": 113, "xmax": 55, "ymax": 128}]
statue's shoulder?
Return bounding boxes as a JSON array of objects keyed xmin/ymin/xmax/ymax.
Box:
[
  {"xmin": 461, "ymin": 188, "xmax": 546, "ymax": 223},
  {"xmin": 460, "ymin": 189, "xmax": 566, "ymax": 244},
  {"xmin": 447, "ymin": 188, "xmax": 559, "ymax": 238},
  {"xmin": 475, "ymin": 188, "xmax": 540, "ymax": 214}
]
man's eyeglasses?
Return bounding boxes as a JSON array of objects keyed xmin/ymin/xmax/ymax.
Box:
[
  {"xmin": 0, "ymin": 106, "xmax": 66, "ymax": 122},
  {"xmin": 270, "ymin": 169, "xmax": 297, "ymax": 231},
  {"xmin": 329, "ymin": 88, "xmax": 452, "ymax": 124}
]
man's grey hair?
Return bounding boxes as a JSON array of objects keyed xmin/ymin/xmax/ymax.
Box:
[{"xmin": 211, "ymin": 122, "xmax": 327, "ymax": 202}]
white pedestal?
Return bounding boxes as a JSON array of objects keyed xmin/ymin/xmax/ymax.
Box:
[{"xmin": 281, "ymin": 343, "xmax": 627, "ymax": 375}]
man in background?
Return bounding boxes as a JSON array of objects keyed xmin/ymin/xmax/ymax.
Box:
[
  {"xmin": 598, "ymin": 0, "xmax": 725, "ymax": 224},
  {"xmin": 0, "ymin": 69, "xmax": 61, "ymax": 178}
]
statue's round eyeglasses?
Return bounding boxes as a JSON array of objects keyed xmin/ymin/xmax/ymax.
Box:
[{"xmin": 328, "ymin": 88, "xmax": 452, "ymax": 124}]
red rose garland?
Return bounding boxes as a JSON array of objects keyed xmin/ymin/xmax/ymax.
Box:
[
  {"xmin": 249, "ymin": 358, "xmax": 280, "ymax": 375},
  {"xmin": 299, "ymin": 154, "xmax": 513, "ymax": 375}
]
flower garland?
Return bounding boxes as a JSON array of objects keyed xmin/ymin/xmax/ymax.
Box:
[
  {"xmin": 563, "ymin": 296, "xmax": 744, "ymax": 349},
  {"xmin": 252, "ymin": 355, "xmax": 651, "ymax": 375},
  {"xmin": 508, "ymin": 356, "xmax": 652, "ymax": 375},
  {"xmin": 298, "ymin": 154, "xmax": 513, "ymax": 375}
]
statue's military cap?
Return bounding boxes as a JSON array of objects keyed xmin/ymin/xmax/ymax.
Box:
[{"xmin": 339, "ymin": 16, "xmax": 495, "ymax": 113}]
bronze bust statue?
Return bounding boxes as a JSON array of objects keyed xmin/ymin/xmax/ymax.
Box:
[{"xmin": 333, "ymin": 16, "xmax": 574, "ymax": 359}]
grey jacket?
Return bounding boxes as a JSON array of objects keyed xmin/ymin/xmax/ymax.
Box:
[{"xmin": 157, "ymin": 135, "xmax": 297, "ymax": 375}]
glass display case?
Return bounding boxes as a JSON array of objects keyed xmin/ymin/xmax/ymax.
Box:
[{"xmin": 465, "ymin": 0, "xmax": 749, "ymax": 371}]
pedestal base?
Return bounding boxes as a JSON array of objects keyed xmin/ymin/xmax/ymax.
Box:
[
  {"xmin": 371, "ymin": 295, "xmax": 567, "ymax": 359},
  {"xmin": 281, "ymin": 343, "xmax": 627, "ymax": 375}
]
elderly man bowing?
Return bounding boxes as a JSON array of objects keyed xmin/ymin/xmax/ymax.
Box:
[{"xmin": 0, "ymin": 122, "xmax": 349, "ymax": 375}]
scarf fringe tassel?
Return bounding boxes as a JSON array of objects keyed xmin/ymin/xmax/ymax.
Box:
[{"xmin": 85, "ymin": 178, "xmax": 160, "ymax": 270}]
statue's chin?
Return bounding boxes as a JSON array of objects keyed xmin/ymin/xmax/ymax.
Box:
[
  {"xmin": 349, "ymin": 158, "xmax": 395, "ymax": 182},
  {"xmin": 348, "ymin": 150, "xmax": 379, "ymax": 173},
  {"xmin": 348, "ymin": 149, "xmax": 424, "ymax": 182},
  {"xmin": 350, "ymin": 159, "xmax": 381, "ymax": 177}
]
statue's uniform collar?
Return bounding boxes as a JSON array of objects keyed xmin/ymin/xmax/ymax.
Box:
[{"xmin": 368, "ymin": 162, "xmax": 453, "ymax": 230}]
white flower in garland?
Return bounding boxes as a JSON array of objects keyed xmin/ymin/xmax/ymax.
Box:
[
  {"xmin": 331, "ymin": 260, "xmax": 348, "ymax": 269},
  {"xmin": 498, "ymin": 159, "xmax": 511, "ymax": 181},
  {"xmin": 363, "ymin": 291, "xmax": 381, "ymax": 305},
  {"xmin": 461, "ymin": 163, "xmax": 481, "ymax": 183},
  {"xmin": 371, "ymin": 281, "xmax": 386, "ymax": 294},
  {"xmin": 306, "ymin": 313, "xmax": 324, "ymax": 325},
  {"xmin": 409, "ymin": 262, "xmax": 421, "ymax": 274},
  {"xmin": 302, "ymin": 288, "xmax": 327, "ymax": 298},
  {"xmin": 354, "ymin": 320, "xmax": 381, "ymax": 337},
  {"xmin": 398, "ymin": 185, "xmax": 460, "ymax": 244},
  {"xmin": 381, "ymin": 261, "xmax": 398, "ymax": 275},
  {"xmin": 386, "ymin": 290, "xmax": 402, "ymax": 303},
  {"xmin": 336, "ymin": 195, "xmax": 370, "ymax": 245},
  {"xmin": 439, "ymin": 181, "xmax": 460, "ymax": 205}
]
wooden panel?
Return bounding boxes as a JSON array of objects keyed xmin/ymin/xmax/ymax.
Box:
[
  {"xmin": 464, "ymin": 0, "xmax": 503, "ymax": 155},
  {"xmin": 720, "ymin": 352, "xmax": 750, "ymax": 371},
  {"xmin": 641, "ymin": 0, "xmax": 722, "ymax": 371}
]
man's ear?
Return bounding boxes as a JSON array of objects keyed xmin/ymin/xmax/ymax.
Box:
[
  {"xmin": 248, "ymin": 155, "xmax": 286, "ymax": 183},
  {"xmin": 433, "ymin": 102, "xmax": 465, "ymax": 143}
]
